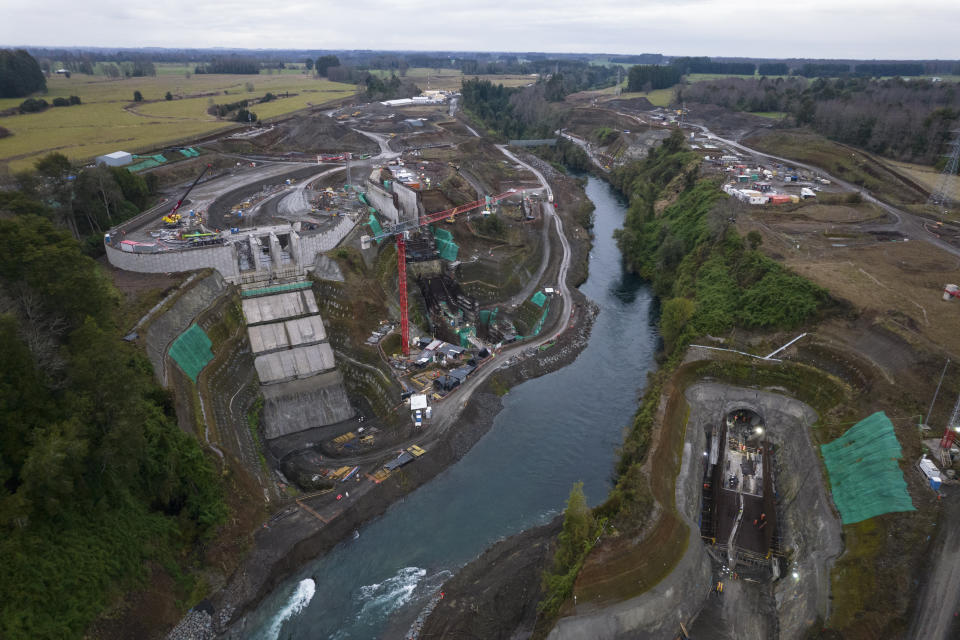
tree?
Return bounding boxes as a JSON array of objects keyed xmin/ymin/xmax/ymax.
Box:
[
  {"xmin": 0, "ymin": 49, "xmax": 46, "ymax": 98},
  {"xmin": 133, "ymin": 90, "xmax": 143, "ymax": 102},
  {"xmin": 304, "ymin": 58, "xmax": 314, "ymax": 71},
  {"xmin": 747, "ymin": 230, "xmax": 763, "ymax": 250},
  {"xmin": 165, "ymin": 91, "xmax": 173, "ymax": 101},
  {"xmin": 659, "ymin": 297, "xmax": 696, "ymax": 353},
  {"xmin": 315, "ymin": 54, "xmax": 340, "ymax": 77}
]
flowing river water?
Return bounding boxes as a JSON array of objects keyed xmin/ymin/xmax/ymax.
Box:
[{"xmin": 244, "ymin": 176, "xmax": 660, "ymax": 639}]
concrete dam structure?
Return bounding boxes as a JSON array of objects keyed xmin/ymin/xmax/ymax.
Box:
[{"xmin": 242, "ymin": 287, "xmax": 354, "ymax": 439}]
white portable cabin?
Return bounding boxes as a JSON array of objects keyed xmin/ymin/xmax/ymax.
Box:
[{"xmin": 96, "ymin": 151, "xmax": 133, "ymax": 167}]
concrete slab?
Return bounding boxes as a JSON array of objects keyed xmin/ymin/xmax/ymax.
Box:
[
  {"xmin": 248, "ymin": 315, "xmax": 327, "ymax": 354},
  {"xmin": 242, "ymin": 290, "xmax": 320, "ymax": 325},
  {"xmin": 248, "ymin": 322, "xmax": 289, "ymax": 354},
  {"xmin": 254, "ymin": 343, "xmax": 336, "ymax": 383}
]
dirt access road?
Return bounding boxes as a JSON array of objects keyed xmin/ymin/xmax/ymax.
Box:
[{"xmin": 690, "ymin": 124, "xmax": 960, "ymax": 261}]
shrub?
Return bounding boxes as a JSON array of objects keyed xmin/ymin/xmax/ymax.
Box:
[{"xmin": 18, "ymin": 97, "xmax": 48, "ymax": 113}]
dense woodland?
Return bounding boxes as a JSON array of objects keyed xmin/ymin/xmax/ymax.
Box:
[
  {"xmin": 678, "ymin": 76, "xmax": 960, "ymax": 165},
  {"xmin": 0, "ymin": 166, "xmax": 226, "ymax": 637}
]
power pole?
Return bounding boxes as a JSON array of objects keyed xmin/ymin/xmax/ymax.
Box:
[{"xmin": 929, "ymin": 130, "xmax": 960, "ymax": 218}]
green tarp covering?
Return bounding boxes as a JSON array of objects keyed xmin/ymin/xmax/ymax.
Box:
[
  {"xmin": 431, "ymin": 226, "xmax": 459, "ymax": 262},
  {"xmin": 531, "ymin": 291, "xmax": 547, "ymax": 307},
  {"xmin": 456, "ymin": 325, "xmax": 476, "ymax": 348},
  {"xmin": 241, "ymin": 281, "xmax": 311, "ymax": 297},
  {"xmin": 168, "ymin": 324, "xmax": 213, "ymax": 383},
  {"xmin": 367, "ymin": 213, "xmax": 384, "ymax": 243},
  {"xmin": 820, "ymin": 411, "xmax": 915, "ymax": 525}
]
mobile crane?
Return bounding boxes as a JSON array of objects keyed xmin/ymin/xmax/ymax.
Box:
[{"xmin": 162, "ymin": 163, "xmax": 212, "ymax": 227}]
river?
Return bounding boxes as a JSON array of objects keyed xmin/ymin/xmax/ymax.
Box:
[{"xmin": 244, "ymin": 176, "xmax": 659, "ymax": 639}]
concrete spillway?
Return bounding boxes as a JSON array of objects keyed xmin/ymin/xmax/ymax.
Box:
[
  {"xmin": 242, "ymin": 288, "xmax": 355, "ymax": 439},
  {"xmin": 260, "ymin": 371, "xmax": 355, "ymax": 439}
]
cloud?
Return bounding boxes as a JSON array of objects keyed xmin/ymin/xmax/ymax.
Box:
[{"xmin": 1, "ymin": 0, "xmax": 955, "ymax": 58}]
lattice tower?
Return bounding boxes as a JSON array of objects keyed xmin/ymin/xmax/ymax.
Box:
[{"xmin": 928, "ymin": 130, "xmax": 960, "ymax": 215}]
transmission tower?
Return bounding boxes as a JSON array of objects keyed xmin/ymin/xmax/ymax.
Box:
[{"xmin": 928, "ymin": 130, "xmax": 960, "ymax": 216}]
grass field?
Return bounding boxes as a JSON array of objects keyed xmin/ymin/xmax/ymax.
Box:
[
  {"xmin": 595, "ymin": 82, "xmax": 675, "ymax": 107},
  {"xmin": 0, "ymin": 70, "xmax": 354, "ymax": 172},
  {"xmin": 369, "ymin": 67, "xmax": 538, "ymax": 90},
  {"xmin": 881, "ymin": 158, "xmax": 960, "ymax": 201}
]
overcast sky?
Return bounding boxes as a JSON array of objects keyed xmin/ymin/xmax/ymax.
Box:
[{"xmin": 2, "ymin": 0, "xmax": 957, "ymax": 60}]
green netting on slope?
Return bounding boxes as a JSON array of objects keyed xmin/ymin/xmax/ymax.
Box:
[
  {"xmin": 531, "ymin": 291, "xmax": 547, "ymax": 307},
  {"xmin": 241, "ymin": 281, "xmax": 311, "ymax": 297},
  {"xmin": 179, "ymin": 147, "xmax": 200, "ymax": 158},
  {"xmin": 367, "ymin": 213, "xmax": 384, "ymax": 244},
  {"xmin": 358, "ymin": 192, "xmax": 370, "ymax": 206},
  {"xmin": 431, "ymin": 226, "xmax": 459, "ymax": 262},
  {"xmin": 168, "ymin": 324, "xmax": 213, "ymax": 383},
  {"xmin": 820, "ymin": 411, "xmax": 915, "ymax": 525}
]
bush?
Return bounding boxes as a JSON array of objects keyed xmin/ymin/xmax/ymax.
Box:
[
  {"xmin": 52, "ymin": 97, "xmax": 69, "ymax": 107},
  {"xmin": 18, "ymin": 97, "xmax": 48, "ymax": 113},
  {"xmin": 0, "ymin": 126, "xmax": 11, "ymax": 139},
  {"xmin": 133, "ymin": 90, "xmax": 143, "ymax": 102},
  {"xmin": 68, "ymin": 95, "xmax": 81, "ymax": 105}
]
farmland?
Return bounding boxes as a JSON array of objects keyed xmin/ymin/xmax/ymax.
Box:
[
  {"xmin": 0, "ymin": 68, "xmax": 354, "ymax": 172},
  {"xmin": 368, "ymin": 67, "xmax": 538, "ymax": 90}
]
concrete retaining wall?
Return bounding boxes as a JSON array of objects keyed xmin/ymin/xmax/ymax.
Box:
[
  {"xmin": 106, "ymin": 242, "xmax": 241, "ymax": 281},
  {"xmin": 105, "ymin": 215, "xmax": 356, "ymax": 284},
  {"xmin": 393, "ymin": 181, "xmax": 422, "ymax": 222},
  {"xmin": 364, "ymin": 182, "xmax": 400, "ymax": 223}
]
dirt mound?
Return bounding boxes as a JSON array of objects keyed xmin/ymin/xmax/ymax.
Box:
[
  {"xmin": 250, "ymin": 114, "xmax": 379, "ymax": 155},
  {"xmin": 604, "ymin": 96, "xmax": 656, "ymax": 112},
  {"xmin": 686, "ymin": 103, "xmax": 779, "ymax": 139}
]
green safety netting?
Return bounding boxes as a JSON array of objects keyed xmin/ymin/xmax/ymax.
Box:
[
  {"xmin": 820, "ymin": 411, "xmax": 915, "ymax": 525},
  {"xmin": 358, "ymin": 192, "xmax": 370, "ymax": 206},
  {"xmin": 241, "ymin": 281, "xmax": 311, "ymax": 297},
  {"xmin": 168, "ymin": 323, "xmax": 213, "ymax": 383},
  {"xmin": 456, "ymin": 325, "xmax": 476, "ymax": 348},
  {"xmin": 179, "ymin": 147, "xmax": 200, "ymax": 158},
  {"xmin": 530, "ymin": 291, "xmax": 547, "ymax": 307},
  {"xmin": 367, "ymin": 213, "xmax": 384, "ymax": 243},
  {"xmin": 478, "ymin": 307, "xmax": 499, "ymax": 327},
  {"xmin": 431, "ymin": 226, "xmax": 459, "ymax": 261}
]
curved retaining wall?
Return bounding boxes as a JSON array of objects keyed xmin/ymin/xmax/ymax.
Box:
[{"xmin": 104, "ymin": 215, "xmax": 356, "ymax": 283}]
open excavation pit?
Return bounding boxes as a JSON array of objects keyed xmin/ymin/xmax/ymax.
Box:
[{"xmin": 686, "ymin": 382, "xmax": 843, "ymax": 640}]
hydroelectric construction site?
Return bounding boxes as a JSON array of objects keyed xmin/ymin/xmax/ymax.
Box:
[{"xmin": 87, "ymin": 81, "xmax": 960, "ymax": 640}]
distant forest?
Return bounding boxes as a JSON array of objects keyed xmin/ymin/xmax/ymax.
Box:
[{"xmin": 678, "ymin": 76, "xmax": 960, "ymax": 165}]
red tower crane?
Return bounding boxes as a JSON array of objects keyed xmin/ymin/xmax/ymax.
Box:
[{"xmin": 362, "ymin": 191, "xmax": 516, "ymax": 356}]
